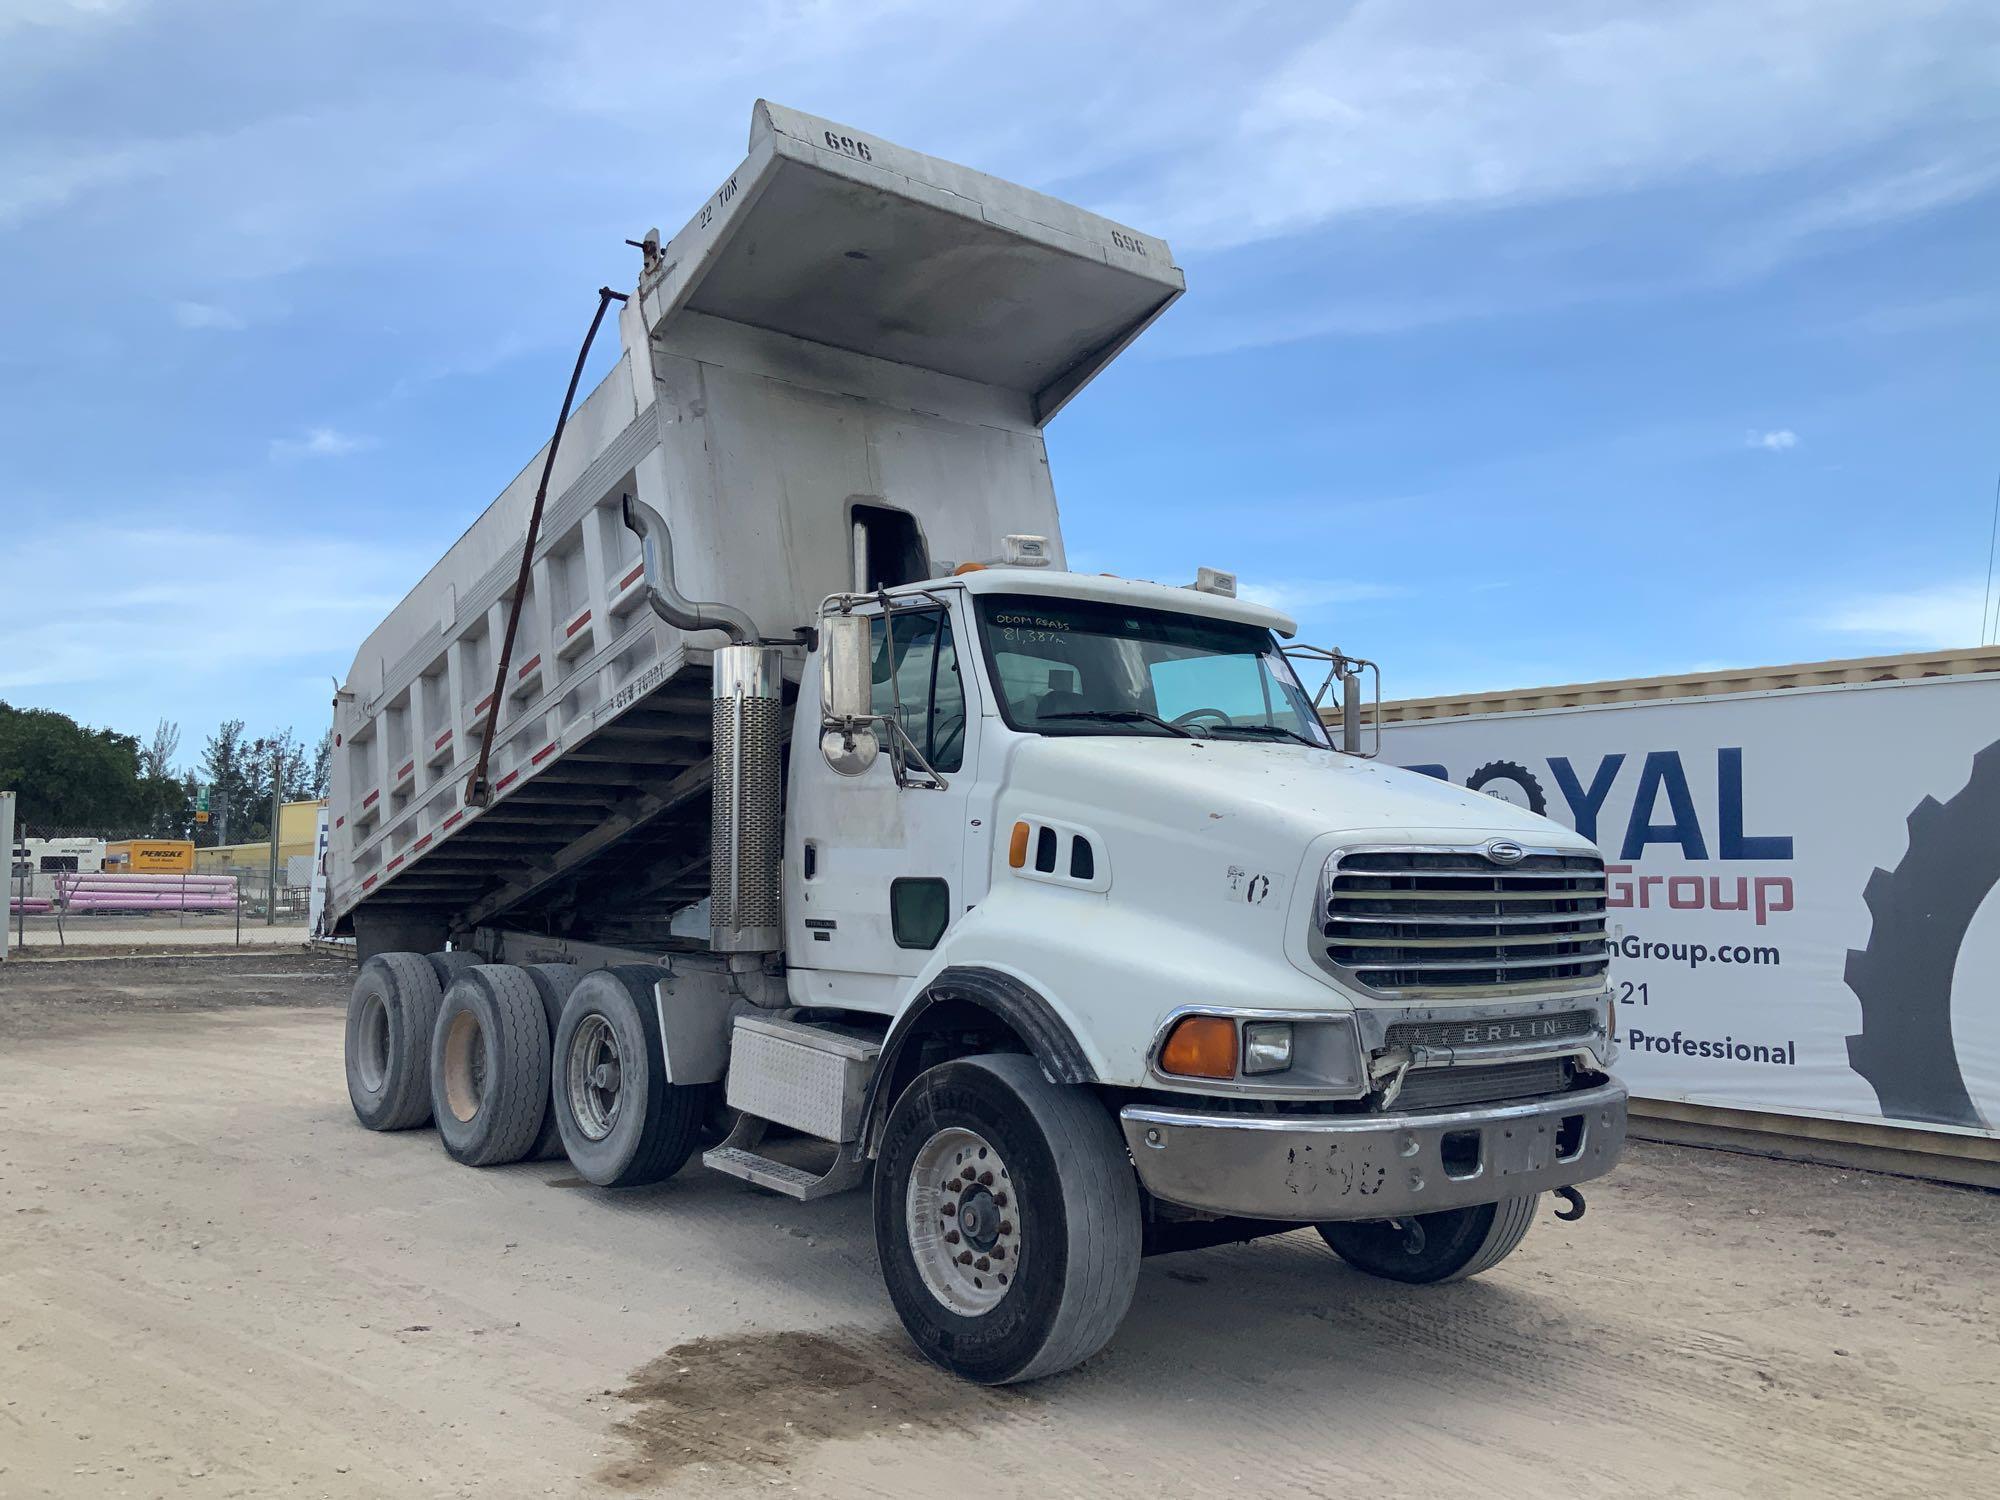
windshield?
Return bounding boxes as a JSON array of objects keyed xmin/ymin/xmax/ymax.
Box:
[{"xmin": 975, "ymin": 593, "xmax": 1329, "ymax": 746}]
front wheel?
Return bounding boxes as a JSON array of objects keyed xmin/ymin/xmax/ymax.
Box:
[
  {"xmin": 1316, "ymin": 1193, "xmax": 1540, "ymax": 1284},
  {"xmin": 874, "ymin": 1054, "xmax": 1140, "ymax": 1385}
]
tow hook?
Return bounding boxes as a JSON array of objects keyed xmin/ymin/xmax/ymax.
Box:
[
  {"xmin": 1553, "ymin": 1186, "xmax": 1587, "ymax": 1221},
  {"xmin": 1393, "ymin": 1218, "xmax": 1427, "ymax": 1256}
]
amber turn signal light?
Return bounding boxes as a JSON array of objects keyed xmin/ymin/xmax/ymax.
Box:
[
  {"xmin": 1159, "ymin": 1015, "xmax": 1238, "ymax": 1080},
  {"xmin": 1008, "ymin": 821, "xmax": 1030, "ymax": 868}
]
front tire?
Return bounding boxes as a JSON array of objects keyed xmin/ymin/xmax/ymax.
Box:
[
  {"xmin": 550, "ymin": 966, "xmax": 705, "ymax": 1188},
  {"xmin": 874, "ymin": 1054, "xmax": 1140, "ymax": 1385},
  {"xmin": 1316, "ymin": 1193, "xmax": 1539, "ymax": 1284}
]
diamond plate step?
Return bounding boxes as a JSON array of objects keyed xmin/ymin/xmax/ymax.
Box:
[{"xmin": 701, "ymin": 1114, "xmax": 867, "ymax": 1201}]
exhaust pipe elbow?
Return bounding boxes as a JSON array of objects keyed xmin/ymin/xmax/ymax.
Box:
[{"xmin": 620, "ymin": 493, "xmax": 762, "ymax": 644}]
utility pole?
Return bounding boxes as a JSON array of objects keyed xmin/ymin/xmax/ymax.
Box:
[
  {"xmin": 267, "ymin": 744, "xmax": 282, "ymax": 927},
  {"xmin": 1, "ymin": 790, "xmax": 15, "ymax": 963}
]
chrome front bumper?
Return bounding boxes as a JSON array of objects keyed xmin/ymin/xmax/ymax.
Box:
[{"xmin": 1120, "ymin": 1080, "xmax": 1628, "ymax": 1222}]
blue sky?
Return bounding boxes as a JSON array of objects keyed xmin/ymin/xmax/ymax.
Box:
[{"xmin": 3, "ymin": 1, "xmax": 1997, "ymax": 767}]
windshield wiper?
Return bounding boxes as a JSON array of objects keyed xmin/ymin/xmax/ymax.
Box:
[
  {"xmin": 1203, "ymin": 722, "xmax": 1325, "ymax": 748},
  {"xmin": 1037, "ymin": 709, "xmax": 1198, "ymax": 739}
]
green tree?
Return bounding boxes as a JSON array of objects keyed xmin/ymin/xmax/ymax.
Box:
[
  {"xmin": 139, "ymin": 719, "xmax": 181, "ymax": 780},
  {"xmin": 309, "ymin": 728, "xmax": 332, "ymax": 800},
  {"xmin": 0, "ymin": 701, "xmax": 147, "ymax": 833},
  {"xmin": 199, "ymin": 719, "xmax": 251, "ymax": 845}
]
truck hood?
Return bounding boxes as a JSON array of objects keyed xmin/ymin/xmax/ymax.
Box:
[{"xmin": 1007, "ymin": 735, "xmax": 1586, "ymax": 851}]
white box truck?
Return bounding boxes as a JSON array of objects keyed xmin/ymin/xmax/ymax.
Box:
[{"xmin": 329, "ymin": 101, "xmax": 1627, "ymax": 1384}]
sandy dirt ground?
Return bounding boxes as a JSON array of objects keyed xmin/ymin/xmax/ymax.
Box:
[{"xmin": 0, "ymin": 954, "xmax": 1994, "ymax": 1499}]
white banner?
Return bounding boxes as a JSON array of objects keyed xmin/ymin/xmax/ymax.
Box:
[
  {"xmin": 1380, "ymin": 674, "xmax": 1999, "ymax": 1137},
  {"xmin": 307, "ymin": 807, "xmax": 332, "ymax": 939}
]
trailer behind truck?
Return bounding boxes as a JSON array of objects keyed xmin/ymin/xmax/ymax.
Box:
[{"xmin": 331, "ymin": 101, "xmax": 1627, "ymax": 1383}]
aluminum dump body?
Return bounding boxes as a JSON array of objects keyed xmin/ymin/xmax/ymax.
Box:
[{"xmin": 327, "ymin": 102, "xmax": 1182, "ymax": 947}]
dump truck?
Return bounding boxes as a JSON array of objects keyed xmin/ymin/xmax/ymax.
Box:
[{"xmin": 331, "ymin": 101, "xmax": 1627, "ymax": 1384}]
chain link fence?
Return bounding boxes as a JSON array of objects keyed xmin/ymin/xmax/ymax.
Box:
[{"xmin": 7, "ymin": 814, "xmax": 314, "ymax": 953}]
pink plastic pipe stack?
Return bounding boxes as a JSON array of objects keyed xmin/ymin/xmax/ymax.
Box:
[{"xmin": 55, "ymin": 873, "xmax": 240, "ymax": 913}]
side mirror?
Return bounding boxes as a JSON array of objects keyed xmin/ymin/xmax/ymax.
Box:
[
  {"xmin": 818, "ymin": 611, "xmax": 879, "ymax": 775},
  {"xmin": 820, "ymin": 612, "xmax": 873, "ymax": 725}
]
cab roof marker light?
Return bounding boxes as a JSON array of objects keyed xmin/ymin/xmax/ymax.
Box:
[
  {"xmin": 1000, "ymin": 534, "xmax": 1052, "ymax": 567},
  {"xmin": 1191, "ymin": 567, "xmax": 1237, "ymax": 598}
]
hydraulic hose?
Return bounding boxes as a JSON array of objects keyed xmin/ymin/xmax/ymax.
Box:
[{"xmin": 465, "ymin": 286, "xmax": 627, "ymax": 808}]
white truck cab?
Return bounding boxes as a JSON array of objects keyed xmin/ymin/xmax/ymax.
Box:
[{"xmin": 331, "ymin": 102, "xmax": 1625, "ymax": 1386}]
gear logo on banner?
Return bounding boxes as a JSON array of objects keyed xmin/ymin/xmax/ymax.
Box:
[
  {"xmin": 1466, "ymin": 760, "xmax": 1548, "ymax": 816},
  {"xmin": 1844, "ymin": 738, "xmax": 2000, "ymax": 1131}
]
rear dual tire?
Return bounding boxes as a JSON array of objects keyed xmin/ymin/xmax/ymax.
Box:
[
  {"xmin": 523, "ymin": 964, "xmax": 585, "ymax": 1161},
  {"xmin": 429, "ymin": 965, "xmax": 553, "ymax": 1167},
  {"xmin": 344, "ymin": 953, "xmax": 445, "ymax": 1131},
  {"xmin": 550, "ymin": 965, "xmax": 707, "ymax": 1188}
]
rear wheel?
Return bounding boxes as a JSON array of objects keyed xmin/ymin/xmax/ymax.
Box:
[
  {"xmin": 874, "ymin": 1054, "xmax": 1140, "ymax": 1385},
  {"xmin": 1316, "ymin": 1194, "xmax": 1539, "ymax": 1284},
  {"xmin": 426, "ymin": 949, "xmax": 481, "ymax": 990},
  {"xmin": 551, "ymin": 966, "xmax": 705, "ymax": 1187},
  {"xmin": 523, "ymin": 964, "xmax": 585, "ymax": 1161},
  {"xmin": 429, "ymin": 966, "xmax": 551, "ymax": 1167},
  {"xmin": 343, "ymin": 953, "xmax": 443, "ymax": 1131}
]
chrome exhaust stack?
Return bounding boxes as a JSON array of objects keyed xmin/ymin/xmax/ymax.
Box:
[
  {"xmin": 620, "ymin": 493, "xmax": 782, "ymax": 953},
  {"xmin": 710, "ymin": 643, "xmax": 785, "ymax": 953}
]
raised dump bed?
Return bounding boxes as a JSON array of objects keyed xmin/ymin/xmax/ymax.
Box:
[{"xmin": 328, "ymin": 101, "xmax": 1183, "ymax": 956}]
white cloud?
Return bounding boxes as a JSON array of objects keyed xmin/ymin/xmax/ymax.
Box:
[
  {"xmin": 1105, "ymin": 0, "xmax": 2000, "ymax": 250},
  {"xmin": 1747, "ymin": 429, "xmax": 1799, "ymax": 452},
  {"xmin": 270, "ymin": 426, "xmax": 371, "ymax": 460},
  {"xmin": 1816, "ymin": 580, "xmax": 1989, "ymax": 651},
  {"xmin": 0, "ymin": 138, "xmax": 172, "ymax": 228},
  {"xmin": 170, "ymin": 299, "xmax": 244, "ymax": 331},
  {"xmin": 1238, "ymin": 579, "xmax": 1404, "ymax": 614},
  {"xmin": 0, "ymin": 524, "xmax": 420, "ymax": 699},
  {"xmin": 0, "ymin": 0, "xmax": 142, "ymax": 37}
]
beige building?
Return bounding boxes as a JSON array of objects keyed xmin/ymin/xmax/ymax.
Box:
[{"xmin": 195, "ymin": 799, "xmax": 328, "ymax": 875}]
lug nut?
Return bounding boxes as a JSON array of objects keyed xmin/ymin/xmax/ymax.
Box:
[
  {"xmin": 998, "ymin": 1220, "xmax": 1014, "ymax": 1235},
  {"xmin": 958, "ymin": 1251, "xmax": 974, "ymax": 1265},
  {"xmin": 940, "ymin": 1202, "xmax": 954, "ymax": 1216},
  {"xmin": 943, "ymin": 1229, "xmax": 960, "ymax": 1245},
  {"xmin": 979, "ymin": 1171, "xmax": 994, "ymax": 1186},
  {"xmin": 993, "ymin": 1192, "xmax": 1007, "ymax": 1207},
  {"xmin": 992, "ymin": 1245, "xmax": 1005, "ymax": 1260},
  {"xmin": 974, "ymin": 1256, "xmax": 990, "ymax": 1272}
]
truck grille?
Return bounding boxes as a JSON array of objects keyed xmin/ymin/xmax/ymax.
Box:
[
  {"xmin": 1396, "ymin": 1058, "xmax": 1570, "ymax": 1110},
  {"xmin": 1320, "ymin": 848, "xmax": 1610, "ymax": 998},
  {"xmin": 1382, "ymin": 1007, "xmax": 1599, "ymax": 1052}
]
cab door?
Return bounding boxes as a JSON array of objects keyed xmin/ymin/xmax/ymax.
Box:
[{"xmin": 786, "ymin": 595, "xmax": 983, "ymax": 1011}]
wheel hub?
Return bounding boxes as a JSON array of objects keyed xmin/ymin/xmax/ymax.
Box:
[
  {"xmin": 567, "ymin": 1014, "xmax": 624, "ymax": 1142},
  {"xmin": 906, "ymin": 1127, "xmax": 1020, "ymax": 1316},
  {"xmin": 956, "ymin": 1187, "xmax": 1000, "ymax": 1252},
  {"xmin": 357, "ymin": 994, "xmax": 389, "ymax": 1093}
]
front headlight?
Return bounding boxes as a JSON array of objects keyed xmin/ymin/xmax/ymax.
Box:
[
  {"xmin": 1149, "ymin": 1011, "xmax": 1365, "ymax": 1096},
  {"xmin": 1242, "ymin": 1022, "xmax": 1294, "ymax": 1075}
]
